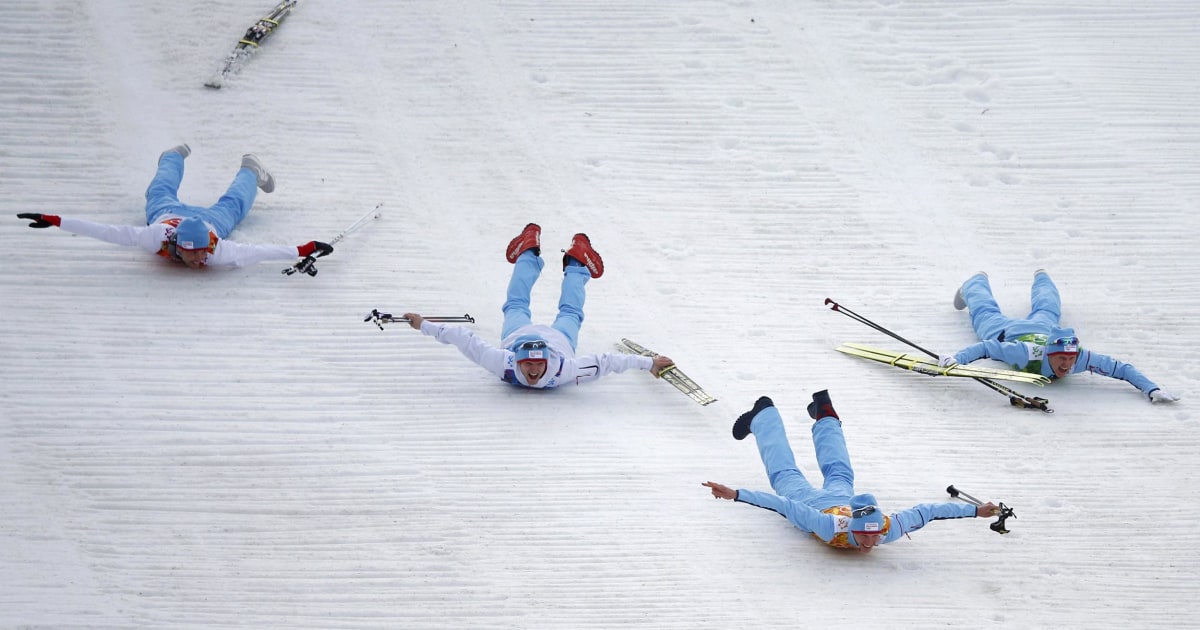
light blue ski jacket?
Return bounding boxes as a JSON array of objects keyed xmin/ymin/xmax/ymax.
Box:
[
  {"xmin": 734, "ymin": 489, "xmax": 977, "ymax": 548},
  {"xmin": 953, "ymin": 337, "xmax": 1160, "ymax": 397}
]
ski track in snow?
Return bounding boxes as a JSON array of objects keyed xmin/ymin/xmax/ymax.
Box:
[{"xmin": 1, "ymin": 0, "xmax": 1198, "ymax": 627}]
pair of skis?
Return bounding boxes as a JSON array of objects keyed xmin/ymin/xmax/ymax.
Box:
[
  {"xmin": 205, "ymin": 0, "xmax": 298, "ymax": 89},
  {"xmin": 827, "ymin": 299, "xmax": 1053, "ymax": 413},
  {"xmin": 617, "ymin": 339, "xmax": 717, "ymax": 406},
  {"xmin": 836, "ymin": 343, "xmax": 1050, "ymax": 386}
]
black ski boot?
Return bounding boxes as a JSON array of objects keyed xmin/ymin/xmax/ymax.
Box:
[
  {"xmin": 807, "ymin": 389, "xmax": 839, "ymax": 421},
  {"xmin": 732, "ymin": 396, "xmax": 775, "ymax": 440}
]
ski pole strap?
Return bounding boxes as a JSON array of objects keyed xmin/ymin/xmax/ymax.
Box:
[
  {"xmin": 364, "ymin": 309, "xmax": 475, "ymax": 330},
  {"xmin": 1008, "ymin": 393, "xmax": 1052, "ymax": 412},
  {"xmin": 989, "ymin": 503, "xmax": 1017, "ymax": 534},
  {"xmin": 282, "ymin": 255, "xmax": 320, "ymax": 277}
]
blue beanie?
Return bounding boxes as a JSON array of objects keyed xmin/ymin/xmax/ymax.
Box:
[
  {"xmin": 175, "ymin": 217, "xmax": 212, "ymax": 250},
  {"xmin": 849, "ymin": 493, "xmax": 886, "ymax": 534},
  {"xmin": 511, "ymin": 335, "xmax": 548, "ymax": 363},
  {"xmin": 1045, "ymin": 327, "xmax": 1080, "ymax": 355}
]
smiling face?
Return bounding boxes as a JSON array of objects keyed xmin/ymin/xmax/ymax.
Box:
[
  {"xmin": 1047, "ymin": 353, "xmax": 1078, "ymax": 378},
  {"xmin": 519, "ymin": 359, "xmax": 548, "ymax": 383},
  {"xmin": 177, "ymin": 247, "xmax": 210, "ymax": 269},
  {"xmin": 851, "ymin": 532, "xmax": 884, "ymax": 553}
]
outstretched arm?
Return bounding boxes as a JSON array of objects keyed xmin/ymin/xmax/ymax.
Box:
[
  {"xmin": 1077, "ymin": 350, "xmax": 1178, "ymax": 403},
  {"xmin": 890, "ymin": 501, "xmax": 985, "ymax": 538},
  {"xmin": 409, "ymin": 315, "xmax": 509, "ymax": 377},
  {"xmin": 207, "ymin": 240, "xmax": 307, "ymax": 267},
  {"xmin": 54, "ymin": 217, "xmax": 165, "ymax": 253}
]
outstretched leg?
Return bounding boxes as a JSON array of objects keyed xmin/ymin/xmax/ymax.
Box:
[
  {"xmin": 145, "ymin": 152, "xmax": 186, "ymax": 224},
  {"xmin": 811, "ymin": 418, "xmax": 855, "ymax": 497},
  {"xmin": 501, "ymin": 250, "xmax": 543, "ymax": 338},
  {"xmin": 745, "ymin": 403, "xmax": 819, "ymax": 502},
  {"xmin": 1026, "ymin": 270, "xmax": 1062, "ymax": 327},
  {"xmin": 201, "ymin": 167, "xmax": 258, "ymax": 238},
  {"xmin": 962, "ymin": 273, "xmax": 1016, "ymax": 341},
  {"xmin": 551, "ymin": 263, "xmax": 589, "ymax": 351}
]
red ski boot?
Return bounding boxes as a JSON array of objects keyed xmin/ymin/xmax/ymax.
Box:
[
  {"xmin": 505, "ymin": 223, "xmax": 541, "ymax": 263},
  {"xmin": 563, "ymin": 233, "xmax": 604, "ymax": 278}
]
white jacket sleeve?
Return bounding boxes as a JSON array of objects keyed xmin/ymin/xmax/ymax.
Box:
[
  {"xmin": 58, "ymin": 217, "xmax": 168, "ymax": 254},
  {"xmin": 420, "ymin": 321, "xmax": 510, "ymax": 377},
  {"xmin": 206, "ymin": 240, "xmax": 299, "ymax": 267},
  {"xmin": 57, "ymin": 217, "xmax": 298, "ymax": 267},
  {"xmin": 569, "ymin": 352, "xmax": 653, "ymax": 385}
]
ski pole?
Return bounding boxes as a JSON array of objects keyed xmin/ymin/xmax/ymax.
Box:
[
  {"xmin": 283, "ymin": 204, "xmax": 383, "ymax": 277},
  {"xmin": 365, "ymin": 309, "xmax": 475, "ymax": 330},
  {"xmin": 825, "ymin": 298, "xmax": 940, "ymax": 356},
  {"xmin": 825, "ymin": 298, "xmax": 1052, "ymax": 413},
  {"xmin": 947, "ymin": 485, "xmax": 1016, "ymax": 535},
  {"xmin": 328, "ymin": 204, "xmax": 383, "ymax": 247}
]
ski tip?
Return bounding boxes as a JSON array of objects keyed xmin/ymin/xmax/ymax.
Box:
[{"xmin": 204, "ymin": 79, "xmax": 224, "ymax": 89}]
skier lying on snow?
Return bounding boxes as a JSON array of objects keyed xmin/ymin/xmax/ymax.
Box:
[
  {"xmin": 16, "ymin": 144, "xmax": 332, "ymax": 270},
  {"xmin": 940, "ymin": 270, "xmax": 1179, "ymax": 403},
  {"xmin": 403, "ymin": 223, "xmax": 674, "ymax": 388},
  {"xmin": 704, "ymin": 391, "xmax": 1001, "ymax": 553}
]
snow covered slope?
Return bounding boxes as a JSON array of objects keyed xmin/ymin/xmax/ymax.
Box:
[{"xmin": 2, "ymin": 1, "xmax": 1197, "ymax": 627}]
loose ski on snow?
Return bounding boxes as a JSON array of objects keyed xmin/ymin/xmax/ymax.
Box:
[
  {"xmin": 836, "ymin": 343, "xmax": 1051, "ymax": 386},
  {"xmin": 205, "ymin": 0, "xmax": 298, "ymax": 89},
  {"xmin": 617, "ymin": 338, "xmax": 717, "ymax": 406}
]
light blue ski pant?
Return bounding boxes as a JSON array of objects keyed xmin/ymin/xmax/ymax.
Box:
[
  {"xmin": 750, "ymin": 406, "xmax": 855, "ymax": 510},
  {"xmin": 145, "ymin": 153, "xmax": 258, "ymax": 238},
  {"xmin": 963, "ymin": 272, "xmax": 1062, "ymax": 341},
  {"xmin": 501, "ymin": 251, "xmax": 589, "ymax": 350}
]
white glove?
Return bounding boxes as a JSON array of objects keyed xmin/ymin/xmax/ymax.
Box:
[
  {"xmin": 937, "ymin": 354, "xmax": 958, "ymax": 368},
  {"xmin": 1149, "ymin": 389, "xmax": 1180, "ymax": 404}
]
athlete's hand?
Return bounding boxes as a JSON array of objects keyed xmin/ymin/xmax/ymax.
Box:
[
  {"xmin": 297, "ymin": 241, "xmax": 334, "ymax": 257},
  {"xmin": 651, "ymin": 355, "xmax": 674, "ymax": 377},
  {"xmin": 1149, "ymin": 389, "xmax": 1180, "ymax": 404},
  {"xmin": 975, "ymin": 502, "xmax": 1001, "ymax": 517},
  {"xmin": 702, "ymin": 481, "xmax": 737, "ymax": 501},
  {"xmin": 402, "ymin": 313, "xmax": 424, "ymax": 330},
  {"xmin": 17, "ymin": 213, "xmax": 60, "ymax": 228}
]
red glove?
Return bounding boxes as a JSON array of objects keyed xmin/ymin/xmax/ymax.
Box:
[
  {"xmin": 17, "ymin": 213, "xmax": 61, "ymax": 228},
  {"xmin": 297, "ymin": 241, "xmax": 334, "ymax": 257}
]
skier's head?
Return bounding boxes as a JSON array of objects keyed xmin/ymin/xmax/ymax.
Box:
[
  {"xmin": 513, "ymin": 336, "xmax": 550, "ymax": 384},
  {"xmin": 1045, "ymin": 327, "xmax": 1080, "ymax": 378},
  {"xmin": 174, "ymin": 217, "xmax": 215, "ymax": 268},
  {"xmin": 849, "ymin": 493, "xmax": 886, "ymax": 553}
]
